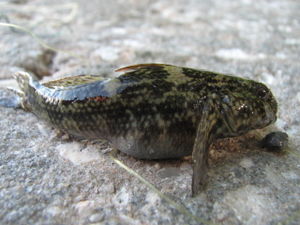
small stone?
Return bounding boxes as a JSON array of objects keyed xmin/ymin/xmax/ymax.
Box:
[
  {"xmin": 0, "ymin": 97, "xmax": 20, "ymax": 108},
  {"xmin": 89, "ymin": 212, "xmax": 105, "ymax": 223},
  {"xmin": 56, "ymin": 142, "xmax": 102, "ymax": 165},
  {"xmin": 239, "ymin": 158, "xmax": 254, "ymax": 169},
  {"xmin": 261, "ymin": 131, "xmax": 288, "ymax": 152},
  {"xmin": 0, "ymin": 88, "xmax": 21, "ymax": 108}
]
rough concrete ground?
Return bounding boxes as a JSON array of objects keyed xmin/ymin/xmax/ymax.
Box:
[{"xmin": 0, "ymin": 0, "xmax": 299, "ymax": 224}]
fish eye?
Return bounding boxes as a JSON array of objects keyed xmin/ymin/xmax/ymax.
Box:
[{"xmin": 256, "ymin": 85, "xmax": 268, "ymax": 99}]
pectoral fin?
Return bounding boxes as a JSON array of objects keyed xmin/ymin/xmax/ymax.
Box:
[{"xmin": 192, "ymin": 104, "xmax": 217, "ymax": 196}]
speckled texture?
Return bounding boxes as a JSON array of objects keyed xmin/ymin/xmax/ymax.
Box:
[
  {"xmin": 15, "ymin": 64, "xmax": 277, "ymax": 159},
  {"xmin": 13, "ymin": 63, "xmax": 277, "ymax": 195},
  {"xmin": 0, "ymin": 0, "xmax": 299, "ymax": 224}
]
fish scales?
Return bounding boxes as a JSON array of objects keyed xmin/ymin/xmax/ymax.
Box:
[{"xmin": 13, "ymin": 64, "xmax": 278, "ymax": 195}]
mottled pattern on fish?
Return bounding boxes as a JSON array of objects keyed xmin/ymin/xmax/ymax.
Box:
[{"xmin": 13, "ymin": 64, "xmax": 278, "ymax": 195}]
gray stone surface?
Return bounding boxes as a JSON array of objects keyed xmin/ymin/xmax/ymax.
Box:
[{"xmin": 0, "ymin": 0, "xmax": 299, "ymax": 224}]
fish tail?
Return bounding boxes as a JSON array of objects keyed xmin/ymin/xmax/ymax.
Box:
[
  {"xmin": 13, "ymin": 71, "xmax": 38, "ymax": 111},
  {"xmin": 13, "ymin": 71, "xmax": 33, "ymax": 95}
]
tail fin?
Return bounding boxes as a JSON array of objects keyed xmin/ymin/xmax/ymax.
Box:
[
  {"xmin": 13, "ymin": 71, "xmax": 33, "ymax": 95},
  {"xmin": 13, "ymin": 71, "xmax": 37, "ymax": 111}
]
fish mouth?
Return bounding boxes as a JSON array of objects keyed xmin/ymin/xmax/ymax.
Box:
[
  {"xmin": 261, "ymin": 88, "xmax": 278, "ymax": 127},
  {"xmin": 264, "ymin": 102, "xmax": 277, "ymax": 127}
]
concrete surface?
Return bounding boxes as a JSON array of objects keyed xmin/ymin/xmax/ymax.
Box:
[{"xmin": 0, "ymin": 0, "xmax": 299, "ymax": 224}]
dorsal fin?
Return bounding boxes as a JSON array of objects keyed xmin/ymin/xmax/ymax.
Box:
[
  {"xmin": 115, "ymin": 63, "xmax": 171, "ymax": 73},
  {"xmin": 43, "ymin": 75, "xmax": 105, "ymax": 89}
]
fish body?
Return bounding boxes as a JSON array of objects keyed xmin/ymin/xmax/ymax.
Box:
[{"xmin": 13, "ymin": 64, "xmax": 278, "ymax": 195}]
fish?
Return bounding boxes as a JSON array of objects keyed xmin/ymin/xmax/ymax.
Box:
[{"xmin": 5, "ymin": 63, "xmax": 278, "ymax": 196}]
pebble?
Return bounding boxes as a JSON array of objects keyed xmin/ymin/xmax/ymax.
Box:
[{"xmin": 261, "ymin": 131, "xmax": 288, "ymax": 152}]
